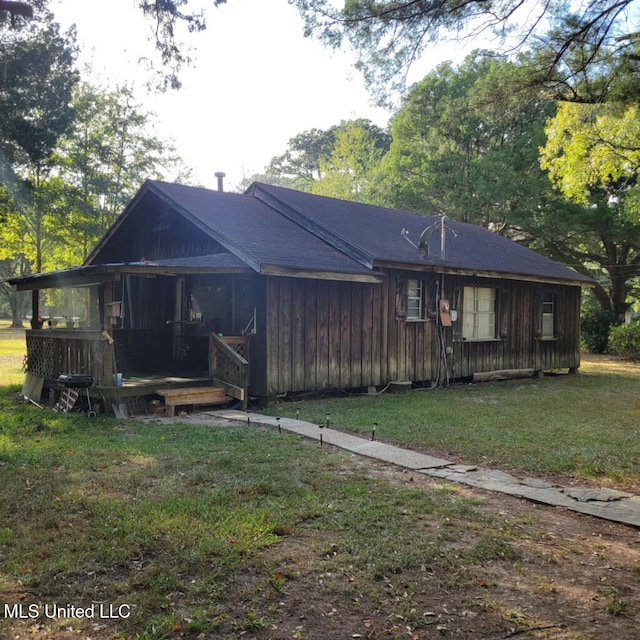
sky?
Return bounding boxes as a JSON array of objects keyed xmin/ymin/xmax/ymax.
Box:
[{"xmin": 51, "ymin": 0, "xmax": 468, "ymax": 192}]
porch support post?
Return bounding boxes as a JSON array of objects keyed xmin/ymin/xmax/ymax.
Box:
[
  {"xmin": 30, "ymin": 290, "xmax": 42, "ymax": 329},
  {"xmin": 96, "ymin": 285, "xmax": 105, "ymax": 329},
  {"xmin": 172, "ymin": 277, "xmax": 184, "ymax": 360}
]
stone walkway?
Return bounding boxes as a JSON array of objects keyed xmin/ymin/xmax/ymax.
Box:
[{"xmin": 200, "ymin": 410, "xmax": 640, "ymax": 528}]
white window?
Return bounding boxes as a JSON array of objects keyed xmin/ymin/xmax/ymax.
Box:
[
  {"xmin": 463, "ymin": 287, "xmax": 496, "ymax": 340},
  {"xmin": 542, "ymin": 293, "xmax": 554, "ymax": 338},
  {"xmin": 407, "ymin": 279, "xmax": 424, "ymax": 320}
]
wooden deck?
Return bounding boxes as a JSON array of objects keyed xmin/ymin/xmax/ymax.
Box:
[{"xmin": 95, "ymin": 375, "xmax": 211, "ymax": 399}]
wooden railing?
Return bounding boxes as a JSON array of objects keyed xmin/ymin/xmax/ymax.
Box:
[
  {"xmin": 24, "ymin": 330, "xmax": 115, "ymax": 386},
  {"xmin": 208, "ymin": 333, "xmax": 250, "ymax": 409}
]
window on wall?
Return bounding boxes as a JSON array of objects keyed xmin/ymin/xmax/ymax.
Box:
[
  {"xmin": 542, "ymin": 292, "xmax": 555, "ymax": 338},
  {"xmin": 407, "ymin": 279, "xmax": 425, "ymax": 320},
  {"xmin": 462, "ymin": 287, "xmax": 496, "ymax": 340}
]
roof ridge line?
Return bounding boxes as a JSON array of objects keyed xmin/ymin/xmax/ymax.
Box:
[{"xmin": 250, "ymin": 183, "xmax": 375, "ymax": 270}]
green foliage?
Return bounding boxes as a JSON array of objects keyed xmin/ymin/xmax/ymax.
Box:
[
  {"xmin": 244, "ymin": 119, "xmax": 390, "ymax": 193},
  {"xmin": 0, "ymin": 11, "xmax": 79, "ymax": 287},
  {"xmin": 608, "ymin": 322, "xmax": 640, "ymax": 360},
  {"xmin": 367, "ymin": 52, "xmax": 563, "ymax": 230},
  {"xmin": 581, "ymin": 304, "xmax": 616, "ymax": 354},
  {"xmin": 52, "ymin": 81, "xmax": 188, "ymax": 264},
  {"xmin": 0, "ymin": 13, "xmax": 78, "ymax": 173},
  {"xmin": 540, "ymin": 100, "xmax": 640, "ymax": 321},
  {"xmin": 541, "ymin": 102, "xmax": 640, "ymax": 207},
  {"xmin": 293, "ymin": 0, "xmax": 638, "ymax": 104},
  {"xmin": 311, "ymin": 120, "xmax": 386, "ymax": 201},
  {"xmin": 598, "ymin": 586, "xmax": 629, "ymax": 616}
]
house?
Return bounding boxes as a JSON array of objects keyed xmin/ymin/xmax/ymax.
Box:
[{"xmin": 10, "ymin": 180, "xmax": 594, "ymax": 412}]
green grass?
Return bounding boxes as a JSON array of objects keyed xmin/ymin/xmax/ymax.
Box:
[
  {"xmin": 0, "ymin": 319, "xmax": 27, "ymax": 386},
  {"xmin": 1, "ymin": 356, "xmax": 639, "ymax": 638},
  {"xmin": 266, "ymin": 356, "xmax": 640, "ymax": 487},
  {"xmin": 0, "ymin": 395, "xmax": 498, "ymax": 639}
]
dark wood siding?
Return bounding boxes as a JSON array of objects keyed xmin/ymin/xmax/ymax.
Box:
[
  {"xmin": 445, "ymin": 276, "xmax": 582, "ymax": 377},
  {"xmin": 264, "ymin": 276, "xmax": 387, "ymax": 395},
  {"xmin": 263, "ymin": 272, "xmax": 583, "ymax": 395},
  {"xmin": 93, "ymin": 193, "xmax": 225, "ymax": 264}
]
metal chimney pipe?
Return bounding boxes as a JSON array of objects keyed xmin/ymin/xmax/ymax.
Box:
[{"xmin": 215, "ymin": 171, "xmax": 226, "ymax": 192}]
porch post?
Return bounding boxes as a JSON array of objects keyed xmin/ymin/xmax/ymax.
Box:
[
  {"xmin": 172, "ymin": 277, "xmax": 184, "ymax": 360},
  {"xmin": 30, "ymin": 290, "xmax": 43, "ymax": 329}
]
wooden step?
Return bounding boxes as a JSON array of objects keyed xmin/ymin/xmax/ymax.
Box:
[{"xmin": 156, "ymin": 386, "xmax": 230, "ymax": 417}]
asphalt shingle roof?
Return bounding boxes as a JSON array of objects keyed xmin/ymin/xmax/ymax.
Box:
[
  {"xmin": 146, "ymin": 181, "xmax": 375, "ymax": 276},
  {"xmin": 82, "ymin": 179, "xmax": 594, "ymax": 286},
  {"xmin": 251, "ymin": 183, "xmax": 593, "ymax": 285}
]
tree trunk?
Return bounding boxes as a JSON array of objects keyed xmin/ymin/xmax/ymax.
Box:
[
  {"xmin": 609, "ymin": 268, "xmax": 632, "ymax": 324},
  {"xmin": 10, "ymin": 291, "xmax": 25, "ymax": 328}
]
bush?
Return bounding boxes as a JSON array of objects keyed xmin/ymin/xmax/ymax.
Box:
[
  {"xmin": 581, "ymin": 307, "xmax": 615, "ymax": 353},
  {"xmin": 608, "ymin": 322, "xmax": 640, "ymax": 360}
]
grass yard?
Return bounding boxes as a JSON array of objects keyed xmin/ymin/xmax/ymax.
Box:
[
  {"xmin": 1, "ymin": 336, "xmax": 640, "ymax": 638},
  {"xmin": 1, "ymin": 393, "xmax": 640, "ymax": 640},
  {"xmin": 268, "ymin": 356, "xmax": 640, "ymax": 489},
  {"xmin": 0, "ymin": 320, "xmax": 27, "ymax": 386}
]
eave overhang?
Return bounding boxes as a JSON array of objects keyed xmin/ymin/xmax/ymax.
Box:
[
  {"xmin": 260, "ymin": 264, "xmax": 384, "ymax": 283},
  {"xmin": 6, "ymin": 259, "xmax": 253, "ymax": 292},
  {"xmin": 372, "ymin": 259, "xmax": 595, "ymax": 288}
]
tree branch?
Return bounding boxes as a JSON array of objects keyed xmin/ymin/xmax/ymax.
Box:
[{"xmin": 0, "ymin": 1, "xmax": 33, "ymax": 19}]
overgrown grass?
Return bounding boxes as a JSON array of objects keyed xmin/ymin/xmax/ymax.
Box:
[{"xmin": 266, "ymin": 356, "xmax": 640, "ymax": 487}]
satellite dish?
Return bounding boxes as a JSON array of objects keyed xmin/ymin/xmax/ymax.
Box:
[{"xmin": 418, "ymin": 226, "xmax": 435, "ymax": 248}]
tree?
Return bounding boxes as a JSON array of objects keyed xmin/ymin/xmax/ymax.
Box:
[
  {"xmin": 0, "ymin": 12, "xmax": 78, "ymax": 325},
  {"xmin": 242, "ymin": 119, "xmax": 390, "ymax": 193},
  {"xmin": 0, "ymin": 186, "xmax": 29, "ymax": 326},
  {"xmin": 312, "ymin": 120, "xmax": 386, "ymax": 201},
  {"xmin": 52, "ymin": 81, "xmax": 189, "ymax": 264},
  {"xmin": 256, "ymin": 127, "xmax": 338, "ymax": 191},
  {"xmin": 369, "ymin": 53, "xmax": 564, "ymax": 230},
  {"xmin": 292, "ymin": 0, "xmax": 640, "ymax": 103},
  {"xmin": 540, "ymin": 101, "xmax": 640, "ymax": 321},
  {"xmin": 0, "ymin": 12, "xmax": 78, "ymax": 190}
]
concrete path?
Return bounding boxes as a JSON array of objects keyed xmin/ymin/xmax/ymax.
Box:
[{"xmin": 204, "ymin": 410, "xmax": 640, "ymax": 529}]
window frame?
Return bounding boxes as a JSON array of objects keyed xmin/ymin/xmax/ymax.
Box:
[
  {"xmin": 406, "ymin": 278, "xmax": 426, "ymax": 321},
  {"xmin": 462, "ymin": 286, "xmax": 497, "ymax": 341},
  {"xmin": 541, "ymin": 292, "xmax": 555, "ymax": 339}
]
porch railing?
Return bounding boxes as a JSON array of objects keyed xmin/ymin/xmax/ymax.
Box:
[
  {"xmin": 208, "ymin": 333, "xmax": 249, "ymax": 409},
  {"xmin": 24, "ymin": 330, "xmax": 115, "ymax": 386}
]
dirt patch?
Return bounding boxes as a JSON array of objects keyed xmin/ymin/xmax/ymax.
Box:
[
  {"xmin": 197, "ymin": 455, "xmax": 640, "ymax": 640},
  {"xmin": 3, "ymin": 447, "xmax": 640, "ymax": 640}
]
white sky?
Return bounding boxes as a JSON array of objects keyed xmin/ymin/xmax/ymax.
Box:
[{"xmin": 51, "ymin": 0, "xmax": 469, "ymax": 191}]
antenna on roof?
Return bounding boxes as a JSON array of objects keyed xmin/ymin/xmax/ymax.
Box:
[
  {"xmin": 401, "ymin": 228, "xmax": 419, "ymax": 249},
  {"xmin": 402, "ymin": 226, "xmax": 432, "ymax": 258},
  {"xmin": 401, "ymin": 215, "xmax": 457, "ymax": 260},
  {"xmin": 418, "ymin": 226, "xmax": 435, "ymax": 257},
  {"xmin": 438, "ymin": 215, "xmax": 457, "ymax": 261}
]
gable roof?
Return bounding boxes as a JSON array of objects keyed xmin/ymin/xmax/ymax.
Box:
[
  {"xmin": 10, "ymin": 179, "xmax": 593, "ymax": 291},
  {"xmin": 86, "ymin": 180, "xmax": 380, "ymax": 282},
  {"xmin": 248, "ymin": 182, "xmax": 593, "ymax": 286}
]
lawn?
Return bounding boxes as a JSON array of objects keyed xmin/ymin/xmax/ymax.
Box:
[
  {"xmin": 0, "ymin": 320, "xmax": 27, "ymax": 386},
  {"xmin": 267, "ymin": 355, "xmax": 640, "ymax": 489},
  {"xmin": 1, "ymin": 341, "xmax": 640, "ymax": 638}
]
